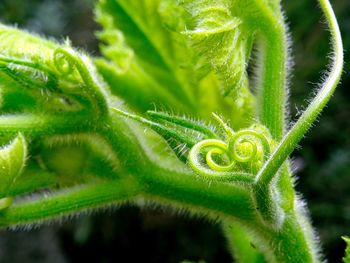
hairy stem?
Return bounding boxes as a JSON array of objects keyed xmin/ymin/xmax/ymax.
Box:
[
  {"xmin": 141, "ymin": 167, "xmax": 255, "ymax": 221},
  {"xmin": 247, "ymin": 0, "xmax": 289, "ymax": 140},
  {"xmin": 257, "ymin": 27, "xmax": 288, "ymax": 140},
  {"xmin": 222, "ymin": 220, "xmax": 266, "ymax": 263},
  {"xmin": 256, "ymin": 0, "xmax": 343, "ymax": 187},
  {"xmin": 0, "ymin": 177, "xmax": 140, "ymax": 227},
  {"xmin": 0, "ymin": 113, "xmax": 93, "ymax": 137}
]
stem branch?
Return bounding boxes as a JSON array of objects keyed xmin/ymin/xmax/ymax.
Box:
[{"xmin": 256, "ymin": 0, "xmax": 343, "ymax": 186}]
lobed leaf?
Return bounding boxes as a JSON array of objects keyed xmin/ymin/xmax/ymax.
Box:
[{"xmin": 94, "ymin": 0, "xmax": 256, "ymax": 129}]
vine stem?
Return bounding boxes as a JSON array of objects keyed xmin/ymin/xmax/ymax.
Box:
[
  {"xmin": 222, "ymin": 221, "xmax": 266, "ymax": 263},
  {"xmin": 0, "ymin": 113, "xmax": 94, "ymax": 137},
  {"xmin": 0, "ymin": 177, "xmax": 140, "ymax": 227},
  {"xmin": 256, "ymin": 0, "xmax": 343, "ymax": 187},
  {"xmin": 257, "ymin": 24, "xmax": 288, "ymax": 140},
  {"xmin": 247, "ymin": 0, "xmax": 289, "ymax": 140}
]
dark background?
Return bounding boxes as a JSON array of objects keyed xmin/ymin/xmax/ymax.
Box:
[{"xmin": 0, "ymin": 0, "xmax": 349, "ymax": 262}]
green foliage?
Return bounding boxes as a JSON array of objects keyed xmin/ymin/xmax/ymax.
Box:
[
  {"xmin": 0, "ymin": 0, "xmax": 344, "ymax": 262},
  {"xmin": 343, "ymin": 237, "xmax": 350, "ymax": 263},
  {"xmin": 0, "ymin": 134, "xmax": 26, "ymax": 209},
  {"xmin": 95, "ymin": 0, "xmax": 256, "ymax": 128},
  {"xmin": 180, "ymin": 0, "xmax": 254, "ymax": 98}
]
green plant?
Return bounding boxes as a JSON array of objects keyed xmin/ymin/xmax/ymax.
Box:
[{"xmin": 0, "ymin": 0, "xmax": 345, "ymax": 262}]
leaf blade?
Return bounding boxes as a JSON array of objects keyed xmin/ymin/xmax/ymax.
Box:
[{"xmin": 0, "ymin": 134, "xmax": 27, "ymax": 198}]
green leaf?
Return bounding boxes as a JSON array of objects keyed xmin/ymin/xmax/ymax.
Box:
[
  {"xmin": 0, "ymin": 24, "xmax": 58, "ymax": 65},
  {"xmin": 0, "ymin": 24, "xmax": 61, "ymax": 92},
  {"xmin": 343, "ymin": 236, "xmax": 350, "ymax": 263},
  {"xmin": 95, "ymin": 0, "xmax": 196, "ymax": 112},
  {"xmin": 94, "ymin": 0, "xmax": 256, "ymax": 129},
  {"xmin": 180, "ymin": 0, "xmax": 255, "ymax": 98},
  {"xmin": 0, "ymin": 134, "xmax": 27, "ymax": 198}
]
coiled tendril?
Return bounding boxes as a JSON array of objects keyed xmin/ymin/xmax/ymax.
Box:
[
  {"xmin": 53, "ymin": 48, "xmax": 109, "ymax": 118},
  {"xmin": 229, "ymin": 130, "xmax": 270, "ymax": 164},
  {"xmin": 188, "ymin": 115, "xmax": 272, "ymax": 183},
  {"xmin": 54, "ymin": 50, "xmax": 74, "ymax": 76}
]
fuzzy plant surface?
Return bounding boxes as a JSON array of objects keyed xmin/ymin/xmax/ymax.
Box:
[{"xmin": 0, "ymin": 0, "xmax": 345, "ymax": 262}]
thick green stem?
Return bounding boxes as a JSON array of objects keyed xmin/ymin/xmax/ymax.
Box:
[
  {"xmin": 257, "ymin": 27, "xmax": 288, "ymax": 140},
  {"xmin": 256, "ymin": 212, "xmax": 320, "ymax": 263},
  {"xmin": 7, "ymin": 168, "xmax": 56, "ymax": 197},
  {"xmin": 246, "ymin": 0, "xmax": 289, "ymax": 140},
  {"xmin": 0, "ymin": 113, "xmax": 93, "ymax": 137},
  {"xmin": 99, "ymin": 111, "xmax": 149, "ymax": 174},
  {"xmin": 222, "ymin": 210, "xmax": 320, "ymax": 263},
  {"xmin": 141, "ymin": 166, "xmax": 319, "ymax": 262},
  {"xmin": 141, "ymin": 167, "xmax": 254, "ymax": 221},
  {"xmin": 222, "ymin": 220, "xmax": 266, "ymax": 263},
  {"xmin": 0, "ymin": 177, "xmax": 140, "ymax": 227}
]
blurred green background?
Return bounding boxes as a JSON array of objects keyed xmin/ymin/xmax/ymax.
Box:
[{"xmin": 0, "ymin": 0, "xmax": 349, "ymax": 262}]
